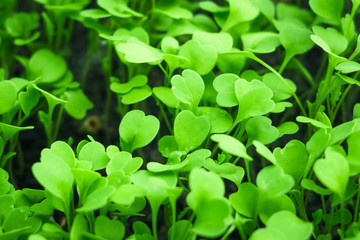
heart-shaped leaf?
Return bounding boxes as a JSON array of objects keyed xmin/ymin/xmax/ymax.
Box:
[
  {"xmin": 174, "ymin": 110, "xmax": 210, "ymax": 152},
  {"xmin": 314, "ymin": 147, "xmax": 349, "ymax": 198},
  {"xmin": 192, "ymin": 198, "xmax": 233, "ymax": 238},
  {"xmin": 94, "ymin": 215, "xmax": 125, "ymax": 240},
  {"xmin": 198, "ymin": 107, "xmax": 233, "ymax": 133},
  {"xmin": 119, "ymin": 110, "xmax": 160, "ymax": 152},
  {"xmin": 32, "ymin": 151, "xmax": 74, "ymax": 209},
  {"xmin": 258, "ymin": 194, "xmax": 296, "ymax": 224},
  {"xmin": 235, "ymin": 79, "xmax": 275, "ymax": 123},
  {"xmin": 29, "ymin": 49, "xmax": 67, "ymax": 83},
  {"xmin": 273, "ymin": 140, "xmax": 309, "ymax": 184},
  {"xmin": 242, "ymin": 32, "xmax": 280, "ymax": 53},
  {"xmin": 117, "ymin": 41, "xmax": 163, "ymax": 64},
  {"xmin": 77, "ymin": 186, "xmax": 115, "ymax": 212},
  {"xmin": 192, "ymin": 31, "xmax": 233, "ymax": 53},
  {"xmin": 277, "ymin": 21, "xmax": 314, "ymax": 64},
  {"xmin": 204, "ymin": 158, "xmax": 245, "ymax": 186},
  {"xmin": 110, "ymin": 75, "xmax": 147, "ymax": 94},
  {"xmin": 186, "ymin": 168, "xmax": 224, "ymax": 209},
  {"xmin": 106, "ymin": 151, "xmax": 143, "ymax": 176},
  {"xmin": 256, "ymin": 166, "xmax": 294, "ymax": 196},
  {"xmin": 213, "ymin": 73, "xmax": 239, "ymax": 107},
  {"xmin": 64, "ymin": 88, "xmax": 93, "ymax": 120},
  {"xmin": 230, "ymin": 182, "xmax": 260, "ymax": 218},
  {"xmin": 211, "ymin": 134, "xmax": 252, "ymax": 160},
  {"xmin": 262, "ymin": 73, "xmax": 296, "ymax": 102},
  {"xmin": 309, "ymin": 0, "xmax": 343, "ymax": 22},
  {"xmin": 246, "ymin": 116, "xmax": 279, "ymax": 145},
  {"xmin": 251, "ymin": 211, "xmax": 313, "ymax": 240},
  {"xmin": 222, "ymin": 0, "xmax": 259, "ymax": 31},
  {"xmin": 171, "ymin": 69, "xmax": 204, "ymax": 110},
  {"xmin": 79, "ymin": 141, "xmax": 110, "ymax": 171},
  {"xmin": 178, "ymin": 40, "xmax": 217, "ymax": 75},
  {"xmin": 0, "ymin": 80, "xmax": 18, "ymax": 114},
  {"xmin": 153, "ymin": 87, "xmax": 180, "ymax": 108},
  {"xmin": 19, "ymin": 84, "xmax": 39, "ymax": 116}
]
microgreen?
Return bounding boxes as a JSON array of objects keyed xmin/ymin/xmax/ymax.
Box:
[{"xmin": 2, "ymin": 0, "xmax": 360, "ymax": 239}]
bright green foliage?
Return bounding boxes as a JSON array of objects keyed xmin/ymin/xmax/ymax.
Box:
[
  {"xmin": 178, "ymin": 40, "xmax": 217, "ymax": 75},
  {"xmin": 29, "ymin": 49, "xmax": 67, "ymax": 83},
  {"xmin": 256, "ymin": 166, "xmax": 294, "ymax": 196},
  {"xmin": 235, "ymin": 79, "xmax": 275, "ymax": 123},
  {"xmin": 174, "ymin": 110, "xmax": 210, "ymax": 152},
  {"xmin": 3, "ymin": 0, "xmax": 360, "ymax": 239},
  {"xmin": 119, "ymin": 110, "xmax": 160, "ymax": 153},
  {"xmin": 211, "ymin": 134, "xmax": 252, "ymax": 160},
  {"xmin": 242, "ymin": 32, "xmax": 280, "ymax": 53},
  {"xmin": 187, "ymin": 168, "xmax": 232, "ymax": 238},
  {"xmin": 250, "ymin": 211, "xmax": 313, "ymax": 240},
  {"xmin": 171, "ymin": 69, "xmax": 204, "ymax": 110},
  {"xmin": 314, "ymin": 147, "xmax": 350, "ymax": 198},
  {"xmin": 213, "ymin": 73, "xmax": 239, "ymax": 107},
  {"xmin": 0, "ymin": 80, "xmax": 17, "ymax": 114},
  {"xmin": 246, "ymin": 116, "xmax": 279, "ymax": 145},
  {"xmin": 273, "ymin": 140, "xmax": 309, "ymax": 184}
]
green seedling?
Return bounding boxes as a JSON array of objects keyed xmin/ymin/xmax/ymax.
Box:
[{"xmin": 2, "ymin": 0, "xmax": 360, "ymax": 239}]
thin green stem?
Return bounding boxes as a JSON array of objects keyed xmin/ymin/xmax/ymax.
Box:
[
  {"xmin": 246, "ymin": 52, "xmax": 307, "ymax": 117},
  {"xmin": 292, "ymin": 58, "xmax": 316, "ymax": 88},
  {"xmin": 245, "ymin": 159, "xmax": 251, "ymax": 183},
  {"xmin": 330, "ymin": 84, "xmax": 352, "ymax": 123},
  {"xmin": 321, "ymin": 195, "xmax": 327, "ymax": 214},
  {"xmin": 151, "ymin": 204, "xmax": 159, "ymax": 240},
  {"xmin": 220, "ymin": 224, "xmax": 235, "ymax": 240},
  {"xmin": 157, "ymin": 100, "xmax": 173, "ymax": 134},
  {"xmin": 354, "ymin": 182, "xmax": 360, "ymax": 222},
  {"xmin": 278, "ymin": 53, "xmax": 292, "ymax": 74},
  {"xmin": 340, "ymin": 199, "xmax": 345, "ymax": 237}
]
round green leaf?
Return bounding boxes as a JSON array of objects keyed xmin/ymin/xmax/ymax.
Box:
[
  {"xmin": 235, "ymin": 79, "xmax": 275, "ymax": 123},
  {"xmin": 174, "ymin": 110, "xmax": 210, "ymax": 152},
  {"xmin": 273, "ymin": 140, "xmax": 309, "ymax": 184},
  {"xmin": 204, "ymin": 158, "xmax": 245, "ymax": 186},
  {"xmin": 110, "ymin": 75, "xmax": 147, "ymax": 94},
  {"xmin": 246, "ymin": 116, "xmax": 279, "ymax": 145},
  {"xmin": 211, "ymin": 134, "xmax": 252, "ymax": 160},
  {"xmin": 309, "ymin": 0, "xmax": 343, "ymax": 22},
  {"xmin": 178, "ymin": 40, "xmax": 217, "ymax": 75},
  {"xmin": 192, "ymin": 31, "xmax": 233, "ymax": 53},
  {"xmin": 198, "ymin": 107, "xmax": 233, "ymax": 133},
  {"xmin": 64, "ymin": 89, "xmax": 93, "ymax": 120},
  {"xmin": 262, "ymin": 73, "xmax": 297, "ymax": 102},
  {"xmin": 187, "ymin": 168, "xmax": 225, "ymax": 209},
  {"xmin": 314, "ymin": 148, "xmax": 350, "ymax": 197},
  {"xmin": 171, "ymin": 69, "xmax": 204, "ymax": 108},
  {"xmin": 153, "ymin": 86, "xmax": 180, "ymax": 108},
  {"xmin": 94, "ymin": 215, "xmax": 125, "ymax": 240},
  {"xmin": 161, "ymin": 36, "xmax": 179, "ymax": 54},
  {"xmin": 230, "ymin": 182, "xmax": 260, "ymax": 218},
  {"xmin": 116, "ymin": 42, "xmax": 162, "ymax": 64},
  {"xmin": 29, "ymin": 49, "xmax": 67, "ymax": 84},
  {"xmin": 119, "ymin": 110, "xmax": 160, "ymax": 152},
  {"xmin": 258, "ymin": 194, "xmax": 296, "ymax": 224},
  {"xmin": 0, "ymin": 80, "xmax": 17, "ymax": 114},
  {"xmin": 256, "ymin": 166, "xmax": 294, "ymax": 196},
  {"xmin": 79, "ymin": 141, "xmax": 110, "ymax": 171},
  {"xmin": 242, "ymin": 32, "xmax": 280, "ymax": 53},
  {"xmin": 19, "ymin": 84, "xmax": 39, "ymax": 116},
  {"xmin": 266, "ymin": 211, "xmax": 313, "ymax": 240},
  {"xmin": 213, "ymin": 73, "xmax": 239, "ymax": 107},
  {"xmin": 192, "ymin": 198, "xmax": 233, "ymax": 238}
]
